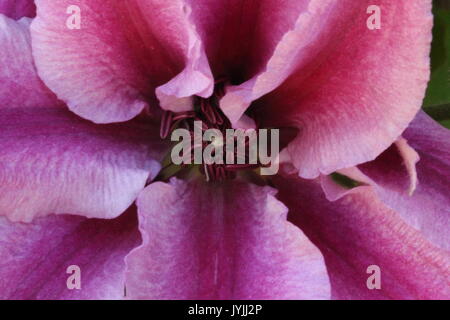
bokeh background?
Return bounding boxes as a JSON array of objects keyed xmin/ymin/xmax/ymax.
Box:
[{"xmin": 424, "ymin": 0, "xmax": 450, "ymax": 128}]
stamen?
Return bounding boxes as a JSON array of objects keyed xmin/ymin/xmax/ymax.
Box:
[
  {"xmin": 159, "ymin": 111, "xmax": 173, "ymax": 139},
  {"xmin": 224, "ymin": 164, "xmax": 261, "ymax": 171},
  {"xmin": 159, "ymin": 77, "xmax": 263, "ymax": 181},
  {"xmin": 172, "ymin": 111, "xmax": 196, "ymax": 121},
  {"xmin": 203, "ymin": 162, "xmax": 210, "ymax": 182}
]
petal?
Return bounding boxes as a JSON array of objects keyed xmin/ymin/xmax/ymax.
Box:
[
  {"xmin": 1, "ymin": 14, "xmax": 166, "ymax": 222},
  {"xmin": 357, "ymin": 111, "xmax": 450, "ymax": 250},
  {"xmin": 274, "ymin": 173, "xmax": 450, "ymax": 299},
  {"xmin": 255, "ymin": 0, "xmax": 433, "ymax": 178},
  {"xmin": 0, "ymin": 15, "xmax": 59, "ymax": 108},
  {"xmin": 187, "ymin": 0, "xmax": 309, "ymax": 80},
  {"xmin": 0, "ymin": 207, "xmax": 140, "ymax": 299},
  {"xmin": 31, "ymin": 0, "xmax": 213, "ymax": 123},
  {"xmin": 321, "ymin": 137, "xmax": 419, "ymax": 201},
  {"xmin": 393, "ymin": 137, "xmax": 420, "ymax": 195},
  {"xmin": 0, "ymin": 0, "xmax": 36, "ymax": 19},
  {"xmin": 125, "ymin": 178, "xmax": 330, "ymax": 300},
  {"xmin": 137, "ymin": 0, "xmax": 213, "ymax": 113},
  {"xmin": 219, "ymin": 0, "xmax": 338, "ymax": 125},
  {"xmin": 0, "ymin": 106, "xmax": 167, "ymax": 222}
]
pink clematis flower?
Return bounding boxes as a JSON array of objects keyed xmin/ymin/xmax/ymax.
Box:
[{"xmin": 0, "ymin": 0, "xmax": 448, "ymax": 300}]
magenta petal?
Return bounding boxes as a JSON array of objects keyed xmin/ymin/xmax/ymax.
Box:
[
  {"xmin": 256, "ymin": 0, "xmax": 432, "ymax": 178},
  {"xmin": 0, "ymin": 15, "xmax": 59, "ymax": 109},
  {"xmin": 358, "ymin": 112, "xmax": 450, "ymax": 250},
  {"xmin": 0, "ymin": 14, "xmax": 166, "ymax": 221},
  {"xmin": 219, "ymin": 0, "xmax": 338, "ymax": 125},
  {"xmin": 322, "ymin": 137, "xmax": 419, "ymax": 202},
  {"xmin": 0, "ymin": 0, "xmax": 36, "ymax": 19},
  {"xmin": 187, "ymin": 0, "xmax": 309, "ymax": 81},
  {"xmin": 125, "ymin": 178, "xmax": 330, "ymax": 299},
  {"xmin": 274, "ymin": 174, "xmax": 450, "ymax": 300},
  {"xmin": 360, "ymin": 137, "xmax": 419, "ymax": 196},
  {"xmin": 0, "ymin": 107, "xmax": 167, "ymax": 222},
  {"xmin": 31, "ymin": 0, "xmax": 213, "ymax": 123},
  {"xmin": 0, "ymin": 208, "xmax": 140, "ymax": 299}
]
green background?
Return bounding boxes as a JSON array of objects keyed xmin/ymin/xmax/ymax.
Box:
[{"xmin": 424, "ymin": 0, "xmax": 450, "ymax": 128}]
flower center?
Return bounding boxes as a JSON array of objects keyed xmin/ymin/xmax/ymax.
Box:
[{"xmin": 159, "ymin": 78, "xmax": 262, "ymax": 181}]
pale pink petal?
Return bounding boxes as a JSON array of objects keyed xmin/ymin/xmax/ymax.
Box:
[
  {"xmin": 0, "ymin": 0, "xmax": 36, "ymax": 19},
  {"xmin": 357, "ymin": 112, "xmax": 450, "ymax": 250},
  {"xmin": 0, "ymin": 15, "xmax": 59, "ymax": 108},
  {"xmin": 254, "ymin": 0, "xmax": 432, "ymax": 178},
  {"xmin": 320, "ymin": 137, "xmax": 419, "ymax": 201},
  {"xmin": 125, "ymin": 178, "xmax": 330, "ymax": 300},
  {"xmin": 274, "ymin": 173, "xmax": 450, "ymax": 299},
  {"xmin": 394, "ymin": 137, "xmax": 420, "ymax": 195},
  {"xmin": 0, "ymin": 106, "xmax": 167, "ymax": 222},
  {"xmin": 320, "ymin": 167, "xmax": 374, "ymax": 202},
  {"xmin": 31, "ymin": 0, "xmax": 213, "ymax": 123},
  {"xmin": 0, "ymin": 207, "xmax": 140, "ymax": 299}
]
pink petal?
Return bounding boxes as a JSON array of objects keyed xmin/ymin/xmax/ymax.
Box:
[
  {"xmin": 0, "ymin": 15, "xmax": 59, "ymax": 108},
  {"xmin": 219, "ymin": 0, "xmax": 338, "ymax": 125},
  {"xmin": 186, "ymin": 0, "xmax": 309, "ymax": 80},
  {"xmin": 31, "ymin": 0, "xmax": 213, "ymax": 123},
  {"xmin": 274, "ymin": 173, "xmax": 450, "ymax": 299},
  {"xmin": 0, "ymin": 207, "xmax": 140, "ymax": 299},
  {"xmin": 125, "ymin": 178, "xmax": 330, "ymax": 299},
  {"xmin": 0, "ymin": 106, "xmax": 167, "ymax": 222},
  {"xmin": 255, "ymin": 0, "xmax": 432, "ymax": 178},
  {"xmin": 137, "ymin": 0, "xmax": 213, "ymax": 113},
  {"xmin": 357, "ymin": 111, "xmax": 450, "ymax": 250},
  {"xmin": 0, "ymin": 0, "xmax": 36, "ymax": 19},
  {"xmin": 321, "ymin": 138, "xmax": 419, "ymax": 202},
  {"xmin": 394, "ymin": 137, "xmax": 420, "ymax": 195},
  {"xmin": 0, "ymin": 14, "xmax": 166, "ymax": 221}
]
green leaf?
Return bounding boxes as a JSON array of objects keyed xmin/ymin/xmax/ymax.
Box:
[
  {"xmin": 424, "ymin": 103, "xmax": 450, "ymax": 128},
  {"xmin": 424, "ymin": 103, "xmax": 450, "ymax": 121},
  {"xmin": 330, "ymin": 173, "xmax": 361, "ymax": 189},
  {"xmin": 423, "ymin": 1, "xmax": 450, "ymax": 107},
  {"xmin": 440, "ymin": 119, "xmax": 450, "ymax": 129}
]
